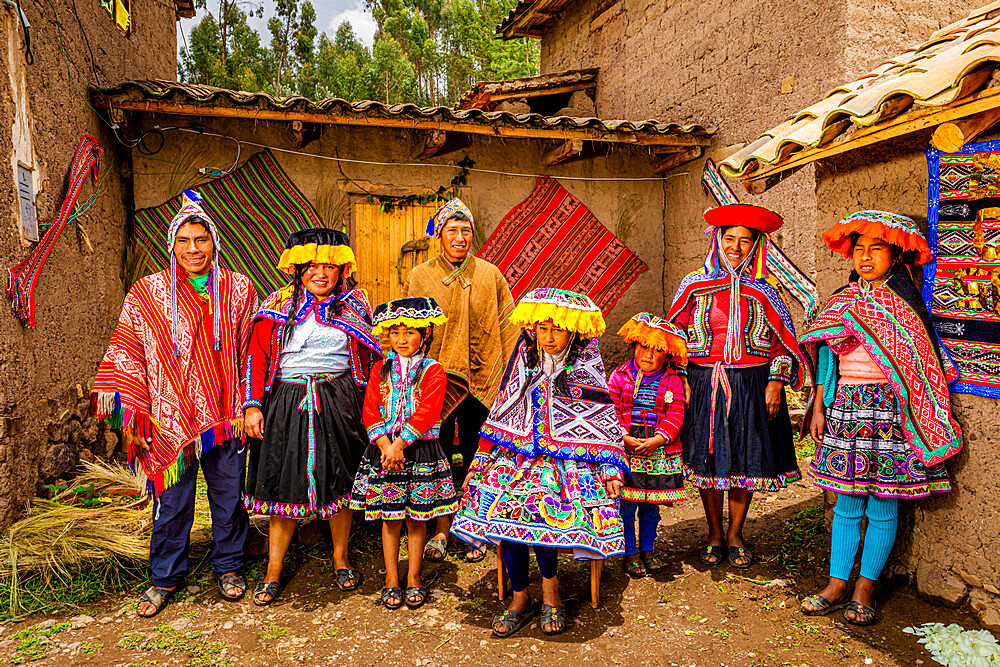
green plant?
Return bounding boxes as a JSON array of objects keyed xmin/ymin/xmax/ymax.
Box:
[
  {"xmin": 9, "ymin": 621, "xmax": 69, "ymax": 664},
  {"xmin": 258, "ymin": 622, "xmax": 289, "ymax": 640}
]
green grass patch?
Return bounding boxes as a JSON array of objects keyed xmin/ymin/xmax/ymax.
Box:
[
  {"xmin": 115, "ymin": 626, "xmax": 229, "ymax": 666},
  {"xmin": 778, "ymin": 505, "xmax": 826, "ymax": 577},
  {"xmin": 9, "ymin": 621, "xmax": 69, "ymax": 664},
  {"xmin": 80, "ymin": 641, "xmax": 103, "ymax": 653},
  {"xmin": 794, "ymin": 432, "xmax": 817, "ymax": 460},
  {"xmin": 258, "ymin": 622, "xmax": 288, "ymax": 640}
]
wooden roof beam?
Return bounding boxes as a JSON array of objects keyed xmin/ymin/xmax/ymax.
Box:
[
  {"xmin": 414, "ymin": 129, "xmax": 472, "ymax": 159},
  {"xmin": 735, "ymin": 85, "xmax": 1000, "ymax": 191},
  {"xmin": 95, "ymin": 98, "xmax": 712, "ymax": 147},
  {"xmin": 652, "ymin": 146, "xmax": 703, "ymax": 174}
]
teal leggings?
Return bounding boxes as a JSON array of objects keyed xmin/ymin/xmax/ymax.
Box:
[{"xmin": 829, "ymin": 493, "xmax": 899, "ymax": 581}]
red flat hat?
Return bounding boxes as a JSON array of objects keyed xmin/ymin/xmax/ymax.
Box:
[{"xmin": 704, "ymin": 203, "xmax": 783, "ymax": 234}]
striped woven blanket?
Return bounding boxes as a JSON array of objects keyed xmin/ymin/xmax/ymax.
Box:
[{"xmin": 134, "ymin": 150, "xmax": 323, "ymax": 298}]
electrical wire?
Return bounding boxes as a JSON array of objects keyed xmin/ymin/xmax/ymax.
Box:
[{"xmin": 168, "ymin": 127, "xmax": 687, "ymax": 183}]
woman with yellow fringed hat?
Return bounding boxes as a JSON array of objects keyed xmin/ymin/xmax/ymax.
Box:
[
  {"xmin": 608, "ymin": 313, "xmax": 688, "ymax": 577},
  {"xmin": 664, "ymin": 204, "xmax": 810, "ymax": 570},
  {"xmin": 242, "ymin": 228, "xmax": 383, "ymax": 606},
  {"xmin": 452, "ymin": 288, "xmax": 627, "ymax": 638}
]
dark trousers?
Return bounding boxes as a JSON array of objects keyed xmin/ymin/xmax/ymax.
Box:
[
  {"xmin": 150, "ymin": 440, "xmax": 249, "ymax": 588},
  {"xmin": 439, "ymin": 395, "xmax": 490, "ymax": 489},
  {"xmin": 501, "ymin": 541, "xmax": 559, "ymax": 592}
]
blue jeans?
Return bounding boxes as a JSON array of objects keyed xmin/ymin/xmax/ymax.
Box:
[{"xmin": 150, "ymin": 441, "xmax": 248, "ymax": 587}]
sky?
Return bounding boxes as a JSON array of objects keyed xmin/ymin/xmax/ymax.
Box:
[{"xmin": 178, "ymin": 0, "xmax": 378, "ymax": 53}]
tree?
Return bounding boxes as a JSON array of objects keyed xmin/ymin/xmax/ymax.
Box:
[
  {"xmin": 179, "ymin": 0, "xmax": 539, "ymax": 104},
  {"xmin": 180, "ymin": 0, "xmax": 270, "ymax": 91}
]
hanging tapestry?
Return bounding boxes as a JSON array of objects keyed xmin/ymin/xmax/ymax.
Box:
[
  {"xmin": 134, "ymin": 149, "xmax": 323, "ymax": 299},
  {"xmin": 923, "ymin": 140, "xmax": 1000, "ymax": 398},
  {"xmin": 476, "ymin": 175, "xmax": 646, "ymax": 312}
]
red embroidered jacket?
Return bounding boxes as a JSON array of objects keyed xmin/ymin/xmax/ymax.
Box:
[{"xmin": 363, "ymin": 355, "xmax": 447, "ymax": 446}]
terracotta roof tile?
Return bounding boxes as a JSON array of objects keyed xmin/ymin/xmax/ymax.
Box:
[{"xmin": 721, "ymin": 0, "xmax": 1000, "ymax": 178}]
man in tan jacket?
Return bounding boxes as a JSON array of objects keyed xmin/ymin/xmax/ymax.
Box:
[{"xmin": 403, "ymin": 198, "xmax": 518, "ymax": 562}]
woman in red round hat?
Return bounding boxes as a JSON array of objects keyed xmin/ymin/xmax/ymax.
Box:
[{"xmin": 664, "ymin": 204, "xmax": 810, "ymax": 569}]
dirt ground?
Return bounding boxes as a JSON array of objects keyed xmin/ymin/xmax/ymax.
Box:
[{"xmin": 0, "ymin": 458, "xmax": 980, "ymax": 666}]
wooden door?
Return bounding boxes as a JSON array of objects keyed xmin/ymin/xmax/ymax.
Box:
[{"xmin": 352, "ymin": 202, "xmax": 442, "ymax": 308}]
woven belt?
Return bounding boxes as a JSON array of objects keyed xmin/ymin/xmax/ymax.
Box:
[{"xmin": 282, "ymin": 372, "xmax": 346, "ymax": 511}]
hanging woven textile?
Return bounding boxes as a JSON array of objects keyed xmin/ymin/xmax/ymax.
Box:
[{"xmin": 6, "ymin": 135, "xmax": 103, "ymax": 327}]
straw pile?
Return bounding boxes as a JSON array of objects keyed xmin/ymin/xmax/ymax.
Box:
[{"xmin": 1, "ymin": 461, "xmax": 150, "ymax": 614}]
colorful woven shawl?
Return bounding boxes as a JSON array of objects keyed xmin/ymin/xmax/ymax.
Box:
[
  {"xmin": 665, "ymin": 271, "xmax": 810, "ymax": 389},
  {"xmin": 800, "ymin": 270, "xmax": 963, "ymax": 468},
  {"xmin": 91, "ymin": 268, "xmax": 257, "ymax": 496},
  {"xmin": 254, "ymin": 287, "xmax": 381, "ymax": 388},
  {"xmin": 479, "ymin": 333, "xmax": 627, "ymax": 471}
]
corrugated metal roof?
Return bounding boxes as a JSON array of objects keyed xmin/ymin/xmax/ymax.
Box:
[
  {"xmin": 720, "ymin": 0, "xmax": 1000, "ymax": 180},
  {"xmin": 498, "ymin": 0, "xmax": 570, "ymax": 39},
  {"xmin": 457, "ymin": 68, "xmax": 599, "ymax": 110},
  {"xmin": 92, "ymin": 80, "xmax": 714, "ymax": 145}
]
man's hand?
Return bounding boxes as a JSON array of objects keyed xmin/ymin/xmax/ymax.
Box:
[
  {"xmin": 245, "ymin": 407, "xmax": 264, "ymax": 439},
  {"xmin": 765, "ymin": 380, "xmax": 783, "ymax": 420}
]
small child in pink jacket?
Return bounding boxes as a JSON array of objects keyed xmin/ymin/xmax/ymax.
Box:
[{"xmin": 608, "ymin": 313, "xmax": 687, "ymax": 577}]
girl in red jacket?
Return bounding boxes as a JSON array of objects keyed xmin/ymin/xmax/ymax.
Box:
[{"xmin": 350, "ymin": 297, "xmax": 459, "ymax": 610}]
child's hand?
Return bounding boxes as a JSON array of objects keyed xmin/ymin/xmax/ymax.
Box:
[
  {"xmin": 383, "ymin": 437, "xmax": 406, "ymax": 471},
  {"xmin": 636, "ymin": 434, "xmax": 666, "ymax": 456},
  {"xmin": 244, "ymin": 407, "xmax": 264, "ymax": 439},
  {"xmin": 123, "ymin": 428, "xmax": 153, "ymax": 451},
  {"xmin": 622, "ymin": 435, "xmax": 642, "ymax": 453},
  {"xmin": 810, "ymin": 402, "xmax": 826, "ymax": 445},
  {"xmin": 604, "ymin": 479, "xmax": 623, "ymax": 499},
  {"xmin": 462, "ymin": 468, "xmax": 477, "ymax": 492}
]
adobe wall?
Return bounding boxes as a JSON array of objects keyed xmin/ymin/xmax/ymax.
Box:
[
  {"xmin": 127, "ymin": 115, "xmax": 667, "ymax": 372},
  {"xmin": 538, "ymin": 0, "xmax": 974, "ymax": 307},
  {"xmin": 816, "ymin": 131, "xmax": 1000, "ymax": 630},
  {"xmin": 0, "ymin": 1, "xmax": 177, "ymax": 529}
]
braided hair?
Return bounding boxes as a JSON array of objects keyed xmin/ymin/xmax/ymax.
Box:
[
  {"xmin": 521, "ymin": 332, "xmax": 589, "ymax": 398},
  {"xmin": 280, "ymin": 263, "xmax": 350, "ymax": 348},
  {"xmin": 379, "ymin": 325, "xmax": 434, "ymax": 381}
]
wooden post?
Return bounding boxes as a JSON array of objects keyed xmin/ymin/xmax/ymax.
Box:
[
  {"xmin": 931, "ymin": 108, "xmax": 1000, "ymax": 153},
  {"xmin": 590, "ymin": 560, "xmax": 603, "ymax": 608},
  {"xmin": 497, "ymin": 545, "xmax": 507, "ymax": 601}
]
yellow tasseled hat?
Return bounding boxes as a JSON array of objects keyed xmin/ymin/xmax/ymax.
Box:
[
  {"xmin": 617, "ymin": 312, "xmax": 688, "ymax": 362},
  {"xmin": 276, "ymin": 228, "xmax": 357, "ymax": 276},
  {"xmin": 509, "ymin": 288, "xmax": 606, "ymax": 338}
]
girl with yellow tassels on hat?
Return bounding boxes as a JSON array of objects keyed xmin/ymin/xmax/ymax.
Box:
[
  {"xmin": 243, "ymin": 228, "xmax": 382, "ymax": 606},
  {"xmin": 451, "ymin": 288, "xmax": 627, "ymax": 638},
  {"xmin": 608, "ymin": 313, "xmax": 688, "ymax": 577}
]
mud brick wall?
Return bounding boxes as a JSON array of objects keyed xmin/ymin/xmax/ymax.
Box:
[
  {"xmin": 537, "ymin": 0, "xmax": 973, "ymax": 311},
  {"xmin": 0, "ymin": 1, "xmax": 177, "ymax": 529},
  {"xmin": 816, "ymin": 132, "xmax": 1000, "ymax": 630}
]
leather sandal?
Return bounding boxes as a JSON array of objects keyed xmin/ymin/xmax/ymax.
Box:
[
  {"xmin": 253, "ymin": 581, "xmax": 281, "ymax": 606},
  {"xmin": 137, "ymin": 586, "xmax": 174, "ymax": 618},
  {"xmin": 380, "ymin": 586, "xmax": 404, "ymax": 609},
  {"xmin": 640, "ymin": 551, "xmax": 665, "ymax": 573},
  {"xmin": 699, "ymin": 545, "xmax": 726, "ymax": 567},
  {"xmin": 727, "ymin": 545, "xmax": 755, "ymax": 569},
  {"xmin": 491, "ymin": 600, "xmax": 537, "ymax": 638},
  {"xmin": 844, "ymin": 600, "xmax": 877, "ymax": 626},
  {"xmin": 540, "ymin": 603, "xmax": 568, "ymax": 635},
  {"xmin": 424, "ymin": 537, "xmax": 448, "ymax": 562},
  {"xmin": 623, "ymin": 556, "xmax": 646, "ymax": 578},
  {"xmin": 404, "ymin": 586, "xmax": 428, "ymax": 609},
  {"xmin": 800, "ymin": 593, "xmax": 849, "ymax": 616},
  {"xmin": 336, "ymin": 568, "xmax": 363, "ymax": 592},
  {"xmin": 217, "ymin": 573, "xmax": 246, "ymax": 601}
]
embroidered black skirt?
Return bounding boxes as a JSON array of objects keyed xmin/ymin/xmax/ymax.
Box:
[
  {"xmin": 349, "ymin": 437, "xmax": 459, "ymax": 521},
  {"xmin": 623, "ymin": 424, "xmax": 686, "ymax": 503},
  {"xmin": 245, "ymin": 373, "xmax": 366, "ymax": 518},
  {"xmin": 682, "ymin": 362, "xmax": 800, "ymax": 491}
]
